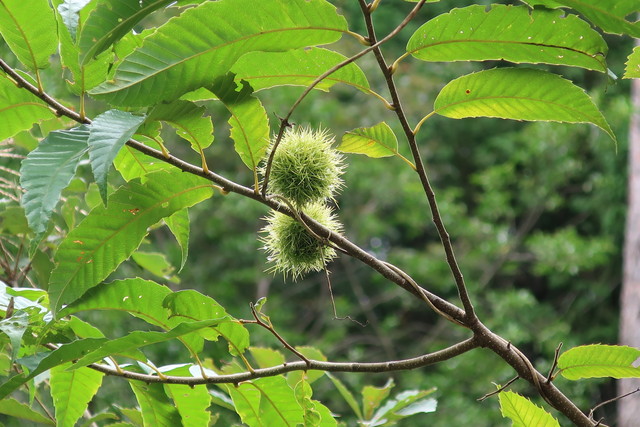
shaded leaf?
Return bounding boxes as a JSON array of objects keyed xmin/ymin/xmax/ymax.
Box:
[
  {"xmin": 499, "ymin": 391, "xmax": 560, "ymax": 427},
  {"xmin": 51, "ymin": 362, "xmax": 104, "ymax": 427},
  {"xmin": 0, "ymin": 0, "xmax": 57, "ymax": 71},
  {"xmin": 0, "ymin": 338, "xmax": 107, "ymax": 399},
  {"xmin": 433, "ymin": 68, "xmax": 615, "ymax": 141},
  {"xmin": 624, "ymin": 46, "xmax": 640, "ymax": 79},
  {"xmin": 20, "ymin": 126, "xmax": 89, "ymax": 236},
  {"xmin": 90, "ymin": 0, "xmax": 348, "ymax": 106},
  {"xmin": 558, "ymin": 344, "xmax": 640, "ymax": 380},
  {"xmin": 326, "ymin": 373, "xmax": 363, "ymax": 419},
  {"xmin": 163, "ymin": 290, "xmax": 250, "ymax": 356},
  {"xmin": 69, "ymin": 319, "xmax": 224, "ymax": 370},
  {"xmin": 48, "ymin": 169, "xmax": 214, "ymax": 314},
  {"xmin": 0, "ymin": 77, "xmax": 55, "ymax": 141},
  {"xmin": 407, "ymin": 5, "xmax": 607, "ymax": 72},
  {"xmin": 164, "ymin": 208, "xmax": 190, "ymax": 271},
  {"xmin": 163, "ymin": 365, "xmax": 212, "ymax": 427},
  {"xmin": 229, "ymin": 47, "xmax": 370, "ymax": 93},
  {"xmin": 0, "ymin": 311, "xmax": 29, "ymax": 361},
  {"xmin": 521, "ymin": 0, "xmax": 640, "ymax": 37},
  {"xmin": 0, "ymin": 398, "xmax": 55, "ymax": 425},
  {"xmin": 226, "ymin": 376, "xmax": 304, "ymax": 427},
  {"xmin": 147, "ymin": 100, "xmax": 213, "ymax": 153},
  {"xmin": 339, "ymin": 122, "xmax": 400, "ymax": 158},
  {"xmin": 88, "ymin": 109, "xmax": 146, "ymax": 204},
  {"xmin": 370, "ymin": 389, "xmax": 437, "ymax": 425},
  {"xmin": 131, "ymin": 251, "xmax": 179, "ymax": 283},
  {"xmin": 362, "ymin": 379, "xmax": 394, "ymax": 420},
  {"xmin": 57, "ymin": 0, "xmax": 92, "ymax": 41}
]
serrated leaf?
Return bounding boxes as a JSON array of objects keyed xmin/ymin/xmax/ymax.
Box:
[
  {"xmin": 114, "ymin": 144, "xmax": 173, "ymax": 182},
  {"xmin": 624, "ymin": 46, "xmax": 640, "ymax": 79},
  {"xmin": 79, "ymin": 0, "xmax": 173, "ymax": 64},
  {"xmin": 339, "ymin": 122, "xmax": 401, "ymax": 159},
  {"xmin": 163, "ymin": 290, "xmax": 250, "ymax": 356},
  {"xmin": 90, "ymin": 0, "xmax": 348, "ymax": 107},
  {"xmin": 229, "ymin": 47, "xmax": 370, "ymax": 93},
  {"xmin": 0, "ymin": 77, "xmax": 55, "ymax": 140},
  {"xmin": 0, "ymin": 0, "xmax": 57, "ymax": 71},
  {"xmin": 407, "ymin": 5, "xmax": 607, "ymax": 72},
  {"xmin": 521, "ymin": 0, "xmax": 640, "ymax": 37},
  {"xmin": 499, "ymin": 391, "xmax": 560, "ymax": 427},
  {"xmin": 51, "ymin": 362, "xmax": 104, "ymax": 427},
  {"xmin": 129, "ymin": 379, "xmax": 182, "ymax": 427},
  {"xmin": 558, "ymin": 344, "xmax": 640, "ymax": 380},
  {"xmin": 0, "ymin": 398, "xmax": 55, "ymax": 425},
  {"xmin": 147, "ymin": 100, "xmax": 213, "ymax": 153},
  {"xmin": 0, "ymin": 338, "xmax": 107, "ymax": 399},
  {"xmin": 20, "ymin": 126, "xmax": 89, "ymax": 236},
  {"xmin": 164, "ymin": 208, "xmax": 190, "ymax": 271},
  {"xmin": 226, "ymin": 376, "xmax": 304, "ymax": 427},
  {"xmin": 59, "ymin": 279, "xmax": 203, "ymax": 353},
  {"xmin": 433, "ymin": 68, "xmax": 615, "ymax": 141},
  {"xmin": 88, "ymin": 109, "xmax": 146, "ymax": 204},
  {"xmin": 211, "ymin": 78, "xmax": 270, "ymax": 173},
  {"xmin": 326, "ymin": 373, "xmax": 363, "ymax": 419},
  {"xmin": 70, "ymin": 319, "xmax": 223, "ymax": 370},
  {"xmin": 370, "ymin": 389, "xmax": 437, "ymax": 425},
  {"xmin": 362, "ymin": 379, "xmax": 394, "ymax": 420},
  {"xmin": 48, "ymin": 169, "xmax": 213, "ymax": 314},
  {"xmin": 163, "ymin": 365, "xmax": 212, "ymax": 427}
]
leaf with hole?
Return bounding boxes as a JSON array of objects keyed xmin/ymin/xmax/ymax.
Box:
[{"xmin": 433, "ymin": 68, "xmax": 615, "ymax": 141}]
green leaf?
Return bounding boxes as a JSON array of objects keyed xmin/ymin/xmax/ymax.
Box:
[
  {"xmin": 0, "ymin": 77, "xmax": 55, "ymax": 140},
  {"xmin": 499, "ymin": 391, "xmax": 560, "ymax": 427},
  {"xmin": 211, "ymin": 78, "xmax": 270, "ymax": 173},
  {"xmin": 90, "ymin": 0, "xmax": 348, "ymax": 106},
  {"xmin": 326, "ymin": 373, "xmax": 363, "ymax": 419},
  {"xmin": 164, "ymin": 208, "xmax": 190, "ymax": 271},
  {"xmin": 433, "ymin": 68, "xmax": 615, "ymax": 141},
  {"xmin": 624, "ymin": 46, "xmax": 640, "ymax": 79},
  {"xmin": 79, "ymin": 0, "xmax": 173, "ymax": 64},
  {"xmin": 521, "ymin": 0, "xmax": 640, "ymax": 37},
  {"xmin": 88, "ymin": 109, "xmax": 146, "ymax": 204},
  {"xmin": 250, "ymin": 347, "xmax": 286, "ymax": 369},
  {"xmin": 0, "ymin": 311, "xmax": 29, "ymax": 361},
  {"xmin": 362, "ymin": 379, "xmax": 394, "ymax": 420},
  {"xmin": 229, "ymin": 47, "xmax": 370, "ymax": 93},
  {"xmin": 406, "ymin": 5, "xmax": 607, "ymax": 72},
  {"xmin": 69, "ymin": 319, "xmax": 224, "ymax": 370},
  {"xmin": 163, "ymin": 365, "xmax": 212, "ymax": 427},
  {"xmin": 287, "ymin": 347, "xmax": 327, "ymax": 386},
  {"xmin": 147, "ymin": 100, "xmax": 214, "ymax": 153},
  {"xmin": 113, "ymin": 144, "xmax": 173, "ymax": 182},
  {"xmin": 0, "ymin": 338, "xmax": 107, "ymax": 399},
  {"xmin": 129, "ymin": 379, "xmax": 182, "ymax": 427},
  {"xmin": 51, "ymin": 362, "xmax": 104, "ymax": 427},
  {"xmin": 225, "ymin": 376, "xmax": 304, "ymax": 427},
  {"xmin": 339, "ymin": 122, "xmax": 401, "ymax": 159},
  {"xmin": 369, "ymin": 389, "xmax": 437, "ymax": 425},
  {"xmin": 558, "ymin": 344, "xmax": 640, "ymax": 380},
  {"xmin": 57, "ymin": 0, "xmax": 92, "ymax": 41},
  {"xmin": 163, "ymin": 290, "xmax": 250, "ymax": 356},
  {"xmin": 59, "ymin": 278, "xmax": 206, "ymax": 353},
  {"xmin": 0, "ymin": 0, "xmax": 57, "ymax": 71},
  {"xmin": 20, "ymin": 126, "xmax": 89, "ymax": 236},
  {"xmin": 0, "ymin": 398, "xmax": 55, "ymax": 425},
  {"xmin": 48, "ymin": 169, "xmax": 214, "ymax": 314},
  {"xmin": 131, "ymin": 251, "xmax": 178, "ymax": 283}
]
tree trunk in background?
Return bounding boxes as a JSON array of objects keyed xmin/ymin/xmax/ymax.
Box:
[{"xmin": 619, "ymin": 55, "xmax": 640, "ymax": 426}]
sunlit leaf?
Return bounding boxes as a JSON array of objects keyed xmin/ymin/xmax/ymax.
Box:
[
  {"xmin": 433, "ymin": 68, "xmax": 615, "ymax": 141},
  {"xmin": 131, "ymin": 251, "xmax": 179, "ymax": 283},
  {"xmin": 79, "ymin": 0, "xmax": 173, "ymax": 64},
  {"xmin": 249, "ymin": 347, "xmax": 285, "ymax": 369},
  {"xmin": 147, "ymin": 100, "xmax": 213, "ymax": 153},
  {"xmin": 0, "ymin": 311, "xmax": 28, "ymax": 361},
  {"xmin": 56, "ymin": 0, "xmax": 92, "ymax": 41},
  {"xmin": 51, "ymin": 362, "xmax": 104, "ymax": 427},
  {"xmin": 90, "ymin": 0, "xmax": 348, "ymax": 106},
  {"xmin": 521, "ymin": 0, "xmax": 640, "ymax": 37},
  {"xmin": 499, "ymin": 391, "xmax": 560, "ymax": 427},
  {"xmin": 339, "ymin": 122, "xmax": 400, "ymax": 158},
  {"xmin": 0, "ymin": 77, "xmax": 55, "ymax": 141},
  {"xmin": 558, "ymin": 344, "xmax": 640, "ymax": 380},
  {"xmin": 0, "ymin": 0, "xmax": 57, "ymax": 71},
  {"xmin": 362, "ymin": 379, "xmax": 394, "ymax": 420},
  {"xmin": 407, "ymin": 5, "xmax": 607, "ymax": 72},
  {"xmin": 163, "ymin": 365, "xmax": 212, "ymax": 427},
  {"xmin": 113, "ymin": 144, "xmax": 173, "ymax": 182},
  {"xmin": 20, "ymin": 126, "xmax": 89, "ymax": 237},
  {"xmin": 48, "ymin": 170, "xmax": 214, "ymax": 314},
  {"xmin": 624, "ymin": 46, "xmax": 640, "ymax": 79},
  {"xmin": 229, "ymin": 47, "xmax": 370, "ymax": 93},
  {"xmin": 370, "ymin": 389, "xmax": 437, "ymax": 425},
  {"xmin": 88, "ymin": 109, "xmax": 146, "ymax": 204},
  {"xmin": 129, "ymin": 379, "xmax": 182, "ymax": 427}
]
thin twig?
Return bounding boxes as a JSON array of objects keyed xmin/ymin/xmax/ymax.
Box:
[
  {"xmin": 588, "ymin": 387, "xmax": 640, "ymax": 421},
  {"xmin": 477, "ymin": 376, "xmax": 520, "ymax": 401},
  {"xmin": 546, "ymin": 342, "xmax": 563, "ymax": 383}
]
